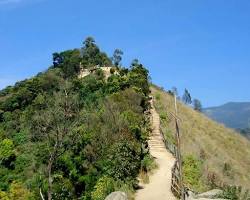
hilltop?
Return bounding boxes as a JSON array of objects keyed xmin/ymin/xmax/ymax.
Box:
[
  {"xmin": 0, "ymin": 37, "xmax": 152, "ymax": 200},
  {"xmin": 151, "ymin": 85, "xmax": 250, "ymax": 193},
  {"xmin": 0, "ymin": 37, "xmax": 250, "ymax": 200},
  {"xmin": 204, "ymin": 102, "xmax": 250, "ymax": 130}
]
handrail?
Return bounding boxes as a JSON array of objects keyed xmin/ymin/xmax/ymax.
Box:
[{"xmin": 159, "ymin": 119, "xmax": 189, "ymax": 199}]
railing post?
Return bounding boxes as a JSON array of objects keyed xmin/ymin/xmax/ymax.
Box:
[{"xmin": 174, "ymin": 95, "xmax": 185, "ymax": 200}]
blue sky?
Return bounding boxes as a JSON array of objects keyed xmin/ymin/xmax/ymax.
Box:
[{"xmin": 0, "ymin": 0, "xmax": 249, "ymax": 107}]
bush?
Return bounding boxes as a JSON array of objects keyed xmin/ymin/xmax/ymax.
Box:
[
  {"xmin": 91, "ymin": 176, "xmax": 115, "ymax": 200},
  {"xmin": 0, "ymin": 182, "xmax": 35, "ymax": 200},
  {"xmin": 13, "ymin": 132, "xmax": 27, "ymax": 145},
  {"xmin": 218, "ymin": 185, "xmax": 250, "ymax": 200},
  {"xmin": 183, "ymin": 155, "xmax": 204, "ymax": 192},
  {"xmin": 104, "ymin": 141, "xmax": 141, "ymax": 181},
  {"xmin": 155, "ymin": 93, "xmax": 161, "ymax": 100},
  {"xmin": 110, "ymin": 67, "xmax": 116, "ymax": 74},
  {"xmin": 141, "ymin": 154, "xmax": 157, "ymax": 172},
  {"xmin": 0, "ymin": 139, "xmax": 16, "ymax": 169}
]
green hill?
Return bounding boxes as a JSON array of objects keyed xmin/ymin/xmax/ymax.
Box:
[
  {"xmin": 1, "ymin": 37, "xmax": 250, "ymax": 200},
  {"xmin": 151, "ymin": 86, "xmax": 250, "ymax": 193},
  {"xmin": 0, "ymin": 37, "xmax": 152, "ymax": 200}
]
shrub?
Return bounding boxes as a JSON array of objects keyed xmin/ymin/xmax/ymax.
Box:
[
  {"xmin": 218, "ymin": 185, "xmax": 250, "ymax": 200},
  {"xmin": 13, "ymin": 132, "xmax": 27, "ymax": 145},
  {"xmin": 183, "ymin": 155, "xmax": 204, "ymax": 192},
  {"xmin": 110, "ymin": 67, "xmax": 116, "ymax": 74},
  {"xmin": 155, "ymin": 93, "xmax": 161, "ymax": 100},
  {"xmin": 104, "ymin": 141, "xmax": 141, "ymax": 181},
  {"xmin": 0, "ymin": 139, "xmax": 15, "ymax": 169},
  {"xmin": 141, "ymin": 154, "xmax": 157, "ymax": 172},
  {"xmin": 5, "ymin": 182, "xmax": 34, "ymax": 200},
  {"xmin": 0, "ymin": 191, "xmax": 9, "ymax": 200},
  {"xmin": 91, "ymin": 176, "xmax": 115, "ymax": 200}
]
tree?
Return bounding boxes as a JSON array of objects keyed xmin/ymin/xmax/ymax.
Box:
[
  {"xmin": 172, "ymin": 87, "xmax": 178, "ymax": 96},
  {"xmin": 52, "ymin": 53, "xmax": 63, "ymax": 67},
  {"xmin": 112, "ymin": 49, "xmax": 123, "ymax": 67},
  {"xmin": 81, "ymin": 37, "xmax": 111, "ymax": 67},
  {"xmin": 83, "ymin": 36, "xmax": 95, "ymax": 48},
  {"xmin": 32, "ymin": 84, "xmax": 80, "ymax": 200},
  {"xmin": 182, "ymin": 89, "xmax": 192, "ymax": 104},
  {"xmin": 128, "ymin": 59, "xmax": 150, "ymax": 95},
  {"xmin": 193, "ymin": 99, "xmax": 202, "ymax": 112}
]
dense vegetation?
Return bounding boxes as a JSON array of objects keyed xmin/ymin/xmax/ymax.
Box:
[
  {"xmin": 151, "ymin": 85, "xmax": 250, "ymax": 198},
  {"xmin": 0, "ymin": 37, "xmax": 151, "ymax": 200}
]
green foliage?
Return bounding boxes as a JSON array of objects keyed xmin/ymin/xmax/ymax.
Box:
[
  {"xmin": 112, "ymin": 49, "xmax": 123, "ymax": 67},
  {"xmin": 155, "ymin": 93, "xmax": 161, "ymax": 100},
  {"xmin": 0, "ymin": 191, "xmax": 9, "ymax": 200},
  {"xmin": 13, "ymin": 131, "xmax": 27, "ymax": 145},
  {"xmin": 0, "ymin": 182, "xmax": 34, "ymax": 200},
  {"xmin": 193, "ymin": 99, "xmax": 202, "ymax": 112},
  {"xmin": 182, "ymin": 88, "xmax": 192, "ymax": 104},
  {"xmin": 128, "ymin": 60, "xmax": 150, "ymax": 96},
  {"xmin": 0, "ymin": 139, "xmax": 15, "ymax": 168},
  {"xmin": 91, "ymin": 176, "xmax": 115, "ymax": 200},
  {"xmin": 53, "ymin": 49, "xmax": 81, "ymax": 78},
  {"xmin": 0, "ymin": 37, "xmax": 150, "ymax": 199},
  {"xmin": 80, "ymin": 37, "xmax": 111, "ymax": 68},
  {"xmin": 104, "ymin": 141, "xmax": 141, "ymax": 181},
  {"xmin": 219, "ymin": 185, "xmax": 250, "ymax": 200},
  {"xmin": 183, "ymin": 155, "xmax": 204, "ymax": 192},
  {"xmin": 141, "ymin": 154, "xmax": 157, "ymax": 172}
]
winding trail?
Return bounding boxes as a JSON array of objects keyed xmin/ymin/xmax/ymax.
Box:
[{"xmin": 135, "ymin": 98, "xmax": 176, "ymax": 200}]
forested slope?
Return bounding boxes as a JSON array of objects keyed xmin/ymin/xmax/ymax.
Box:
[{"xmin": 0, "ymin": 37, "xmax": 152, "ymax": 200}]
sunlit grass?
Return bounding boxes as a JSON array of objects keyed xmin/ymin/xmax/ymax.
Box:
[{"xmin": 151, "ymin": 85, "xmax": 250, "ymax": 192}]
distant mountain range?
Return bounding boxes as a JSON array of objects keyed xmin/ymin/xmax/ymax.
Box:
[{"xmin": 203, "ymin": 102, "xmax": 250, "ymax": 129}]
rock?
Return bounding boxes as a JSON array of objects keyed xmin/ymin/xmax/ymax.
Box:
[
  {"xmin": 105, "ymin": 191, "xmax": 128, "ymax": 200},
  {"xmin": 186, "ymin": 190, "xmax": 196, "ymax": 199},
  {"xmin": 186, "ymin": 189, "xmax": 227, "ymax": 200},
  {"xmin": 196, "ymin": 189, "xmax": 223, "ymax": 199}
]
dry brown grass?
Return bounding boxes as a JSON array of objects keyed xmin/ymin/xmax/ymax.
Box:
[{"xmin": 151, "ymin": 85, "xmax": 250, "ymax": 192}]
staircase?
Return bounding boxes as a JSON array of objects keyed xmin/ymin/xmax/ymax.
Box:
[
  {"xmin": 135, "ymin": 98, "xmax": 176, "ymax": 200},
  {"xmin": 148, "ymin": 99, "xmax": 166, "ymax": 153}
]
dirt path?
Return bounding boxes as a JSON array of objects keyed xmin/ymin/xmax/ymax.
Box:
[{"xmin": 135, "ymin": 99, "xmax": 176, "ymax": 200}]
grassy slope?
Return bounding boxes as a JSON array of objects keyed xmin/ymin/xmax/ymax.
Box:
[{"xmin": 151, "ymin": 85, "xmax": 250, "ymax": 192}]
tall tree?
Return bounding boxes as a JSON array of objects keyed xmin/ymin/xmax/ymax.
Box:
[
  {"xmin": 112, "ymin": 49, "xmax": 123, "ymax": 67},
  {"xmin": 81, "ymin": 36, "xmax": 111, "ymax": 67},
  {"xmin": 182, "ymin": 89, "xmax": 192, "ymax": 104},
  {"xmin": 193, "ymin": 99, "xmax": 202, "ymax": 112},
  {"xmin": 32, "ymin": 83, "xmax": 80, "ymax": 200},
  {"xmin": 172, "ymin": 86, "xmax": 180, "ymax": 99}
]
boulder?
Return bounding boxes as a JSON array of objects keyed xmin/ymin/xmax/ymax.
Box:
[
  {"xmin": 196, "ymin": 189, "xmax": 223, "ymax": 199},
  {"xmin": 186, "ymin": 189, "xmax": 227, "ymax": 200},
  {"xmin": 105, "ymin": 191, "xmax": 128, "ymax": 200}
]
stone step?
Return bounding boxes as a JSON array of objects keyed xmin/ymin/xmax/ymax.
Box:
[
  {"xmin": 149, "ymin": 145, "xmax": 166, "ymax": 149},
  {"xmin": 149, "ymin": 141, "xmax": 164, "ymax": 144},
  {"xmin": 149, "ymin": 138, "xmax": 164, "ymax": 141},
  {"xmin": 149, "ymin": 134, "xmax": 163, "ymax": 137},
  {"xmin": 149, "ymin": 138, "xmax": 164, "ymax": 142},
  {"xmin": 149, "ymin": 144, "xmax": 165, "ymax": 146},
  {"xmin": 148, "ymin": 139, "xmax": 164, "ymax": 142}
]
